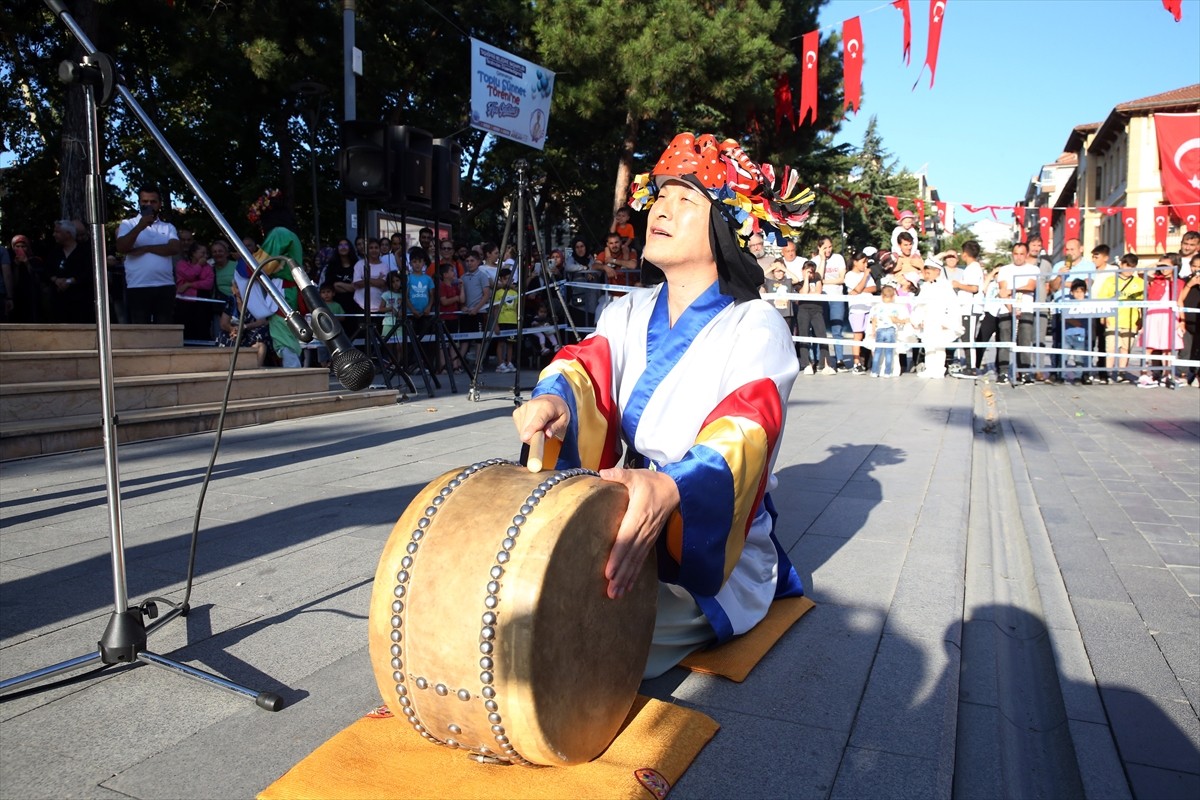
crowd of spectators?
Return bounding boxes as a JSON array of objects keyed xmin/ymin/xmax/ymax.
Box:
[
  {"xmin": 3, "ymin": 195, "xmax": 1197, "ymax": 389},
  {"xmin": 752, "ymin": 228, "xmax": 1200, "ymax": 389}
]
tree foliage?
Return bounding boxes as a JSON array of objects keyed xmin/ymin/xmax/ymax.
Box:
[{"xmin": 0, "ymin": 0, "xmax": 918, "ymax": 260}]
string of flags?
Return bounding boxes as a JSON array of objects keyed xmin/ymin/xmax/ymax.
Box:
[
  {"xmin": 817, "ymin": 185, "xmax": 1199, "ymax": 255},
  {"xmin": 776, "ymin": 0, "xmax": 1183, "ymax": 129}
]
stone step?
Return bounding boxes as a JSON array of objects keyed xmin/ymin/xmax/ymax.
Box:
[
  {"xmin": 0, "ymin": 369, "xmax": 333, "ymax": 425},
  {"xmin": 0, "ymin": 388, "xmax": 398, "ymax": 461},
  {"xmin": 0, "ymin": 347, "xmax": 259, "ymax": 382},
  {"xmin": 0, "ymin": 323, "xmax": 185, "ymax": 352}
]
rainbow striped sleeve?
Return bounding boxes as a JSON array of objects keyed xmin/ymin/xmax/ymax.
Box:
[
  {"xmin": 530, "ymin": 336, "xmax": 622, "ymax": 472},
  {"xmin": 656, "ymin": 377, "xmax": 784, "ymax": 596}
]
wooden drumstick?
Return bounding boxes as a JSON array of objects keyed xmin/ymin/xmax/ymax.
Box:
[{"xmin": 526, "ymin": 430, "xmax": 561, "ymax": 473}]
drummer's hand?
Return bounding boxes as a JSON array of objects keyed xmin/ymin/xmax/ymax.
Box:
[
  {"xmin": 598, "ymin": 467, "xmax": 680, "ymax": 600},
  {"xmin": 513, "ymin": 394, "xmax": 570, "ymax": 443}
]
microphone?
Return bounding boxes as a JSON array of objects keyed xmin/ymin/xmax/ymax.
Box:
[{"xmin": 290, "ymin": 266, "xmax": 375, "ymax": 391}]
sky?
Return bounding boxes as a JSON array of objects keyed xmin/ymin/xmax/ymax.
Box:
[{"xmin": 816, "ymin": 0, "xmax": 1200, "ymax": 225}]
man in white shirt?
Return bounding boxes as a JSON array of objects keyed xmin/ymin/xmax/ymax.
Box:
[
  {"xmin": 951, "ymin": 242, "xmax": 985, "ymax": 373},
  {"xmin": 996, "ymin": 241, "xmax": 1041, "ymax": 383},
  {"xmin": 780, "ymin": 237, "xmax": 805, "ymax": 282},
  {"xmin": 114, "ymin": 187, "xmax": 180, "ymax": 324}
]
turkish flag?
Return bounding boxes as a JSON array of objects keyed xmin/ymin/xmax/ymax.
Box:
[
  {"xmin": 1121, "ymin": 207, "xmax": 1137, "ymax": 252},
  {"xmin": 921, "ymin": 0, "xmax": 948, "ymax": 88},
  {"xmin": 1174, "ymin": 203, "xmax": 1200, "ymax": 230},
  {"xmin": 1154, "ymin": 205, "xmax": 1170, "ymax": 252},
  {"xmin": 843, "ymin": 17, "xmax": 864, "ymax": 114},
  {"xmin": 1038, "ymin": 207, "xmax": 1052, "ymax": 248},
  {"xmin": 1162, "ymin": 0, "xmax": 1182, "ymax": 22},
  {"xmin": 798, "ymin": 30, "xmax": 820, "ymax": 126},
  {"xmin": 1013, "ymin": 206, "xmax": 1026, "ymax": 242},
  {"xmin": 935, "ymin": 201, "xmax": 947, "ymax": 231},
  {"xmin": 886, "ymin": 196, "xmax": 901, "ymax": 220},
  {"xmin": 1155, "ymin": 113, "xmax": 1200, "ymax": 208},
  {"xmin": 914, "ymin": 198, "xmax": 926, "ymax": 233},
  {"xmin": 1064, "ymin": 206, "xmax": 1081, "ymax": 239},
  {"xmin": 892, "ymin": 0, "xmax": 912, "ymax": 65},
  {"xmin": 774, "ymin": 73, "xmax": 795, "ymax": 131}
]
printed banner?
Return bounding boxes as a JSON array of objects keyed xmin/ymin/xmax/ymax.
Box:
[{"xmin": 469, "ymin": 38, "xmax": 555, "ymax": 150}]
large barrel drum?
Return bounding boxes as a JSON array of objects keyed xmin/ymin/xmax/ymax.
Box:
[{"xmin": 368, "ymin": 459, "xmax": 657, "ymax": 766}]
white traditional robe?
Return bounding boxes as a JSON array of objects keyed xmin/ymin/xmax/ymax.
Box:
[{"xmin": 531, "ymin": 281, "xmax": 804, "ymax": 641}]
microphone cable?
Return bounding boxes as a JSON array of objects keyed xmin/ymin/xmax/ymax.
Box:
[{"xmin": 141, "ymin": 259, "xmax": 290, "ymax": 617}]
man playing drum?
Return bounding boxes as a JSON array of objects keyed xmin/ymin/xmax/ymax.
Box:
[{"xmin": 514, "ymin": 133, "xmax": 810, "ymax": 678}]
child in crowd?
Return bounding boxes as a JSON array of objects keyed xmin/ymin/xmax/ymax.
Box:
[
  {"xmin": 215, "ymin": 280, "xmax": 271, "ymax": 367},
  {"xmin": 867, "ymin": 285, "xmax": 906, "ymax": 378},
  {"xmin": 492, "ymin": 267, "xmax": 520, "ymax": 373},
  {"xmin": 311, "ymin": 283, "xmax": 345, "ymax": 369},
  {"xmin": 610, "ymin": 206, "xmax": 636, "ymax": 249},
  {"xmin": 1063, "ymin": 279, "xmax": 1092, "ymax": 384},
  {"xmin": 1139, "ymin": 255, "xmax": 1184, "ymax": 388},
  {"xmin": 380, "ymin": 271, "xmax": 405, "ymax": 365},
  {"xmin": 530, "ymin": 304, "xmax": 560, "ymax": 356}
]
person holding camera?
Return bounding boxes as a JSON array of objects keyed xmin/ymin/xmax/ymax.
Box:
[
  {"xmin": 115, "ymin": 187, "xmax": 181, "ymax": 324},
  {"xmin": 795, "ymin": 259, "xmax": 835, "ymax": 374}
]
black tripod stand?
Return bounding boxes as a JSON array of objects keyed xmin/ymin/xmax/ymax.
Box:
[
  {"xmin": 466, "ymin": 159, "xmax": 574, "ymax": 404},
  {"xmin": 0, "ymin": 2, "xmax": 283, "ymax": 710}
]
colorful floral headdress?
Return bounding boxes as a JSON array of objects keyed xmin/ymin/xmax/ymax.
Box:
[
  {"xmin": 247, "ymin": 188, "xmax": 282, "ymax": 225},
  {"xmin": 629, "ymin": 133, "xmax": 814, "ymax": 248}
]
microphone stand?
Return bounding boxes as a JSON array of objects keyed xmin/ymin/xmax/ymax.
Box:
[{"xmin": 0, "ymin": 1, "xmax": 285, "ymax": 710}]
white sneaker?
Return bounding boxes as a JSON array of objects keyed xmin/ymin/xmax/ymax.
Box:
[
  {"xmin": 1136, "ymin": 374, "xmax": 1156, "ymax": 388},
  {"xmin": 819, "ymin": 365, "xmax": 837, "ymax": 375}
]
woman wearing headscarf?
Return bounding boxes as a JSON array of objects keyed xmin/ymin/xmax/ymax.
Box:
[{"xmin": 513, "ymin": 133, "xmax": 812, "ymax": 677}]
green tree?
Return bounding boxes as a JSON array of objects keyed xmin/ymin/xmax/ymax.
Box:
[{"xmin": 837, "ymin": 115, "xmax": 919, "ymax": 252}]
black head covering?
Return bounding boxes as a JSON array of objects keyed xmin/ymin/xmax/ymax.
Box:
[{"xmin": 641, "ymin": 174, "xmax": 764, "ymax": 303}]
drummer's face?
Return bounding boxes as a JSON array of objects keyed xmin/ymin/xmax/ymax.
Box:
[{"xmin": 643, "ymin": 179, "xmax": 714, "ymax": 270}]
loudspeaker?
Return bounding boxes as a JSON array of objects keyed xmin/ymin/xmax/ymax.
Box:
[
  {"xmin": 432, "ymin": 138, "xmax": 462, "ymax": 219},
  {"xmin": 338, "ymin": 121, "xmax": 391, "ymax": 201},
  {"xmin": 388, "ymin": 125, "xmax": 433, "ymax": 209}
]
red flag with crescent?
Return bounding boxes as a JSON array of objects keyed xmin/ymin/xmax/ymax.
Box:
[
  {"xmin": 1175, "ymin": 203, "xmax": 1200, "ymax": 229},
  {"xmin": 1013, "ymin": 206, "xmax": 1026, "ymax": 242},
  {"xmin": 1154, "ymin": 205, "xmax": 1170, "ymax": 252},
  {"xmin": 921, "ymin": 0, "xmax": 948, "ymax": 88},
  {"xmin": 892, "ymin": 0, "xmax": 912, "ymax": 65},
  {"xmin": 774, "ymin": 73, "xmax": 795, "ymax": 131},
  {"xmin": 1162, "ymin": 0, "xmax": 1183, "ymax": 22},
  {"xmin": 914, "ymin": 198, "xmax": 926, "ymax": 234},
  {"xmin": 843, "ymin": 17, "xmax": 864, "ymax": 114},
  {"xmin": 935, "ymin": 201, "xmax": 947, "ymax": 232},
  {"xmin": 886, "ymin": 196, "xmax": 901, "ymax": 220},
  {"xmin": 1064, "ymin": 206, "xmax": 1081, "ymax": 239},
  {"xmin": 1121, "ymin": 207, "xmax": 1137, "ymax": 252},
  {"xmin": 1154, "ymin": 112, "xmax": 1200, "ymax": 208},
  {"xmin": 798, "ymin": 30, "xmax": 820, "ymax": 126},
  {"xmin": 1097, "ymin": 207, "xmax": 1120, "ymax": 216},
  {"xmin": 1038, "ymin": 207, "xmax": 1052, "ymax": 249}
]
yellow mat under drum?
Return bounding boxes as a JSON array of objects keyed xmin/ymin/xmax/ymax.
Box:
[
  {"xmin": 258, "ymin": 696, "xmax": 718, "ymax": 800},
  {"xmin": 259, "ymin": 597, "xmax": 813, "ymax": 799}
]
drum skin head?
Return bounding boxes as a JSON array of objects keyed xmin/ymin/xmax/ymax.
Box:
[{"xmin": 369, "ymin": 461, "xmax": 658, "ymax": 766}]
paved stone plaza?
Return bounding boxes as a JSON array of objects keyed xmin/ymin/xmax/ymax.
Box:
[{"xmin": 0, "ymin": 373, "xmax": 1196, "ymax": 799}]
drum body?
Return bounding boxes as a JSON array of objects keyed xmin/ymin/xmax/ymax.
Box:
[{"xmin": 368, "ymin": 460, "xmax": 658, "ymax": 766}]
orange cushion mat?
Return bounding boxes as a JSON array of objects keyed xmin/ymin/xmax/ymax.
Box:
[
  {"xmin": 679, "ymin": 596, "xmax": 816, "ymax": 683},
  {"xmin": 258, "ymin": 696, "xmax": 718, "ymax": 800}
]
